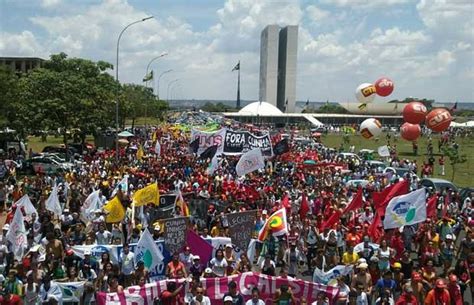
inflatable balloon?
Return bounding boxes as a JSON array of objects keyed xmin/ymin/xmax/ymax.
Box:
[
  {"xmin": 400, "ymin": 123, "xmax": 421, "ymax": 141},
  {"xmin": 360, "ymin": 118, "xmax": 382, "ymax": 139},
  {"xmin": 402, "ymin": 102, "xmax": 428, "ymax": 124},
  {"xmin": 425, "ymin": 108, "xmax": 452, "ymax": 132},
  {"xmin": 374, "ymin": 77, "xmax": 394, "ymax": 97},
  {"xmin": 355, "ymin": 83, "xmax": 377, "ymax": 104}
]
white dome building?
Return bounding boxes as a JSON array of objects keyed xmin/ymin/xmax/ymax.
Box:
[{"xmin": 238, "ymin": 101, "xmax": 283, "ymax": 116}]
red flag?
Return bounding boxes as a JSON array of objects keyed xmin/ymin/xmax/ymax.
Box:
[
  {"xmin": 281, "ymin": 194, "xmax": 291, "ymax": 210},
  {"xmin": 343, "ymin": 188, "xmax": 363, "ymax": 214},
  {"xmin": 299, "ymin": 194, "xmax": 310, "ymax": 220},
  {"xmin": 374, "ymin": 180, "xmax": 410, "ymax": 216},
  {"xmin": 441, "ymin": 193, "xmax": 450, "ymax": 218},
  {"xmin": 186, "ymin": 229, "xmax": 213, "ymax": 264},
  {"xmin": 322, "ymin": 210, "xmax": 342, "ymax": 230},
  {"xmin": 368, "ymin": 212, "xmax": 383, "ymax": 241},
  {"xmin": 426, "ymin": 195, "xmax": 438, "ymax": 219}
]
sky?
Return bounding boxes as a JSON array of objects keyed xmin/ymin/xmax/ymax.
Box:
[{"xmin": 1, "ymin": 0, "xmax": 473, "ymax": 103}]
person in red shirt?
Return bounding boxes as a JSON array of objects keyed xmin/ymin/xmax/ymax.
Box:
[
  {"xmin": 158, "ymin": 281, "xmax": 184, "ymax": 305},
  {"xmin": 166, "ymin": 253, "xmax": 187, "ymax": 279},
  {"xmin": 0, "ymin": 288, "xmax": 23, "ymax": 305},
  {"xmin": 424, "ymin": 279, "xmax": 450, "ymax": 305},
  {"xmin": 447, "ymin": 275, "xmax": 463, "ymax": 305},
  {"xmin": 395, "ymin": 285, "xmax": 418, "ymax": 305}
]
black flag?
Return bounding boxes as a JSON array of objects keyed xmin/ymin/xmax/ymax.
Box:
[
  {"xmin": 273, "ymin": 139, "xmax": 290, "ymax": 155},
  {"xmin": 199, "ymin": 145, "xmax": 218, "ymax": 160},
  {"xmin": 189, "ymin": 138, "xmax": 199, "ymax": 154}
]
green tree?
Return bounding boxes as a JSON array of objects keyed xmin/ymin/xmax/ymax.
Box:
[
  {"xmin": 312, "ymin": 103, "xmax": 348, "ymax": 114},
  {"xmin": 10, "ymin": 53, "xmax": 117, "ymax": 145},
  {"xmin": 442, "ymin": 146, "xmax": 467, "ymax": 182},
  {"xmin": 0, "ymin": 65, "xmax": 19, "ymax": 127}
]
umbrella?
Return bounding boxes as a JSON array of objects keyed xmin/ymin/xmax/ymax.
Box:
[
  {"xmin": 118, "ymin": 139, "xmax": 129, "ymax": 145},
  {"xmin": 303, "ymin": 160, "xmax": 317, "ymax": 165},
  {"xmin": 118, "ymin": 131, "xmax": 134, "ymax": 137}
]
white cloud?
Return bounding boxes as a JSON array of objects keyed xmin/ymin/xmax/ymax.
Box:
[
  {"xmin": 319, "ymin": 0, "xmax": 413, "ymax": 8},
  {"xmin": 41, "ymin": 0, "xmax": 61, "ymax": 9},
  {"xmin": 0, "ymin": 31, "xmax": 44, "ymax": 56},
  {"xmin": 306, "ymin": 5, "xmax": 330, "ymax": 21}
]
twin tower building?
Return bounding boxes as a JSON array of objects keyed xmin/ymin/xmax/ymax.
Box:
[{"xmin": 259, "ymin": 25, "xmax": 298, "ymax": 113}]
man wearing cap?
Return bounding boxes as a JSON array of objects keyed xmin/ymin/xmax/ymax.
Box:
[
  {"xmin": 395, "ymin": 285, "xmax": 418, "ymax": 305},
  {"xmin": 189, "ymin": 255, "xmax": 204, "ymax": 278},
  {"xmin": 223, "ymin": 281, "xmax": 244, "ymax": 305},
  {"xmin": 424, "ymin": 279, "xmax": 450, "ymax": 305},
  {"xmin": 351, "ymin": 262, "xmax": 372, "ymax": 295}
]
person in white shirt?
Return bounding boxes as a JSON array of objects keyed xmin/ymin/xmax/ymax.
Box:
[
  {"xmin": 245, "ymin": 287, "xmax": 265, "ymax": 305},
  {"xmin": 120, "ymin": 244, "xmax": 135, "ymax": 287},
  {"xmin": 95, "ymin": 224, "xmax": 112, "ymax": 245},
  {"xmin": 192, "ymin": 286, "xmax": 211, "ymax": 305}
]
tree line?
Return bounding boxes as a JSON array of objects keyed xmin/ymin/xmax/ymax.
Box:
[{"xmin": 0, "ymin": 53, "xmax": 168, "ymax": 143}]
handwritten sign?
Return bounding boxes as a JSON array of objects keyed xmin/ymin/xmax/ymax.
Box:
[
  {"xmin": 163, "ymin": 217, "xmax": 188, "ymax": 253},
  {"xmin": 227, "ymin": 210, "xmax": 256, "ymax": 251}
]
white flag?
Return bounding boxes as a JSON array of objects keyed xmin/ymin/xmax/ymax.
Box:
[
  {"xmin": 135, "ymin": 229, "xmax": 164, "ymax": 271},
  {"xmin": 206, "ymin": 155, "xmax": 219, "ymax": 176},
  {"xmin": 154, "ymin": 141, "xmax": 161, "ymax": 156},
  {"xmin": 45, "ymin": 185, "xmax": 62, "ymax": 216},
  {"xmin": 15, "ymin": 194, "xmax": 37, "ymax": 216},
  {"xmin": 235, "ymin": 148, "xmax": 265, "ymax": 177},
  {"xmin": 6, "ymin": 208, "xmax": 28, "ymax": 260},
  {"xmin": 313, "ymin": 265, "xmax": 353, "ymax": 284},
  {"xmin": 383, "ymin": 188, "xmax": 427, "ymax": 229},
  {"xmin": 377, "ymin": 145, "xmax": 390, "ymax": 157},
  {"xmin": 111, "ymin": 175, "xmax": 128, "ymax": 197},
  {"xmin": 81, "ymin": 190, "xmax": 101, "ymax": 223}
]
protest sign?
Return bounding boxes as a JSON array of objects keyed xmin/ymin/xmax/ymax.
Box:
[
  {"xmin": 190, "ymin": 128, "xmax": 226, "ymax": 155},
  {"xmin": 163, "ymin": 217, "xmax": 189, "ymax": 253},
  {"xmin": 97, "ymin": 272, "xmax": 339, "ymax": 305},
  {"xmin": 227, "ymin": 210, "xmax": 257, "ymax": 251},
  {"xmin": 223, "ymin": 130, "xmax": 273, "ymax": 156},
  {"xmin": 55, "ymin": 281, "xmax": 86, "ymax": 303}
]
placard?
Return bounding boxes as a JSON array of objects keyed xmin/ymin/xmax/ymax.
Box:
[
  {"xmin": 163, "ymin": 217, "xmax": 189, "ymax": 253},
  {"xmin": 227, "ymin": 210, "xmax": 257, "ymax": 251},
  {"xmin": 190, "ymin": 128, "xmax": 226, "ymax": 155}
]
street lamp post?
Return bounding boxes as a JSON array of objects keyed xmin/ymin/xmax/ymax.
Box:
[
  {"xmin": 157, "ymin": 69, "xmax": 172, "ymax": 100},
  {"xmin": 166, "ymin": 79, "xmax": 179, "ymax": 103},
  {"xmin": 115, "ymin": 16, "xmax": 153, "ymax": 161},
  {"xmin": 144, "ymin": 52, "xmax": 167, "ymax": 135}
]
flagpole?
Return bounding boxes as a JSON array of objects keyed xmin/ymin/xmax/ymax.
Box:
[{"xmin": 237, "ymin": 60, "xmax": 241, "ymax": 109}]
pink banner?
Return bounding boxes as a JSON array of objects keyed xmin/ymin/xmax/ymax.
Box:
[{"xmin": 97, "ymin": 272, "xmax": 339, "ymax": 305}]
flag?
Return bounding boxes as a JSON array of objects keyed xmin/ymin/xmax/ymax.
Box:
[
  {"xmin": 137, "ymin": 145, "xmax": 144, "ymax": 160},
  {"xmin": 373, "ymin": 180, "xmax": 410, "ymax": 216},
  {"xmin": 154, "ymin": 140, "xmax": 161, "ymax": 156},
  {"xmin": 273, "ymin": 139, "xmax": 290, "ymax": 155},
  {"xmin": 15, "ymin": 194, "xmax": 37, "ymax": 216},
  {"xmin": 257, "ymin": 208, "xmax": 288, "ymax": 242},
  {"xmin": 6, "ymin": 208, "xmax": 27, "ymax": 260},
  {"xmin": 206, "ymin": 155, "xmax": 219, "ymax": 176},
  {"xmin": 103, "ymin": 196, "xmax": 125, "ymax": 223},
  {"xmin": 132, "ymin": 182, "xmax": 160, "ymax": 207},
  {"xmin": 322, "ymin": 210, "xmax": 342, "ymax": 230},
  {"xmin": 426, "ymin": 195, "xmax": 438, "ymax": 219},
  {"xmin": 189, "ymin": 138, "xmax": 199, "ymax": 154},
  {"xmin": 299, "ymin": 193, "xmax": 310, "ymax": 220},
  {"xmin": 143, "ymin": 70, "xmax": 153, "ymax": 82},
  {"xmin": 186, "ymin": 229, "xmax": 213, "ymax": 264},
  {"xmin": 135, "ymin": 229, "xmax": 164, "ymax": 270},
  {"xmin": 383, "ymin": 188, "xmax": 427, "ymax": 229},
  {"xmin": 111, "ymin": 175, "xmax": 128, "ymax": 197},
  {"xmin": 343, "ymin": 188, "xmax": 363, "ymax": 214},
  {"xmin": 176, "ymin": 190, "xmax": 190, "ymax": 217},
  {"xmin": 81, "ymin": 190, "xmax": 101, "ymax": 223},
  {"xmin": 151, "ymin": 131, "xmax": 157, "ymax": 142},
  {"xmin": 232, "ymin": 62, "xmax": 240, "ymax": 71},
  {"xmin": 55, "ymin": 281, "xmax": 85, "ymax": 303},
  {"xmin": 450, "ymin": 101, "xmax": 457, "ymax": 113},
  {"xmin": 235, "ymin": 148, "xmax": 265, "ymax": 177},
  {"xmin": 199, "ymin": 145, "xmax": 218, "ymax": 160},
  {"xmin": 281, "ymin": 194, "xmax": 291, "ymax": 210},
  {"xmin": 313, "ymin": 265, "xmax": 353, "ymax": 284},
  {"xmin": 377, "ymin": 145, "xmax": 390, "ymax": 157},
  {"xmin": 368, "ymin": 211, "xmax": 383, "ymax": 241},
  {"xmin": 45, "ymin": 185, "xmax": 62, "ymax": 216}
]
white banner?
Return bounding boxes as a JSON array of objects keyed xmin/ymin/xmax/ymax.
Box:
[
  {"xmin": 190, "ymin": 128, "xmax": 226, "ymax": 155},
  {"xmin": 55, "ymin": 281, "xmax": 86, "ymax": 303}
]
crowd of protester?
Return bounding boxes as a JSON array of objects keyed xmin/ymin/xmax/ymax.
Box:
[{"xmin": 0, "ymin": 123, "xmax": 472, "ymax": 305}]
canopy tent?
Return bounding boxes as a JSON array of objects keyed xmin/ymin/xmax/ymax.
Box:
[{"xmin": 118, "ymin": 131, "xmax": 135, "ymax": 137}]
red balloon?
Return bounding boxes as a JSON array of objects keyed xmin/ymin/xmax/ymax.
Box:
[
  {"xmin": 400, "ymin": 123, "xmax": 421, "ymax": 141},
  {"xmin": 374, "ymin": 77, "xmax": 394, "ymax": 97},
  {"xmin": 425, "ymin": 108, "xmax": 452, "ymax": 132},
  {"xmin": 403, "ymin": 102, "xmax": 428, "ymax": 124}
]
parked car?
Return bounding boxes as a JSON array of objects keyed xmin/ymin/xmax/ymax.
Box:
[
  {"xmin": 459, "ymin": 187, "xmax": 473, "ymax": 202},
  {"xmin": 366, "ymin": 160, "xmax": 387, "ymax": 172},
  {"xmin": 346, "ymin": 179, "xmax": 370, "ymax": 188},
  {"xmin": 30, "ymin": 156, "xmax": 72, "ymax": 174},
  {"xmin": 419, "ymin": 178, "xmax": 458, "ymax": 192},
  {"xmin": 337, "ymin": 152, "xmax": 361, "ymax": 162}
]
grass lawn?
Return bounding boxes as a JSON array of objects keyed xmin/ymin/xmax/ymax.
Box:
[
  {"xmin": 319, "ymin": 132, "xmax": 474, "ymax": 188},
  {"xmin": 25, "ymin": 131, "xmax": 474, "ymax": 188}
]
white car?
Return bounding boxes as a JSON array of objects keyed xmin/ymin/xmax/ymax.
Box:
[{"xmin": 31, "ymin": 157, "xmax": 72, "ymax": 174}]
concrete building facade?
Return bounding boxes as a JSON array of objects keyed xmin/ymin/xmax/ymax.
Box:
[
  {"xmin": 259, "ymin": 25, "xmax": 280, "ymax": 107},
  {"xmin": 0, "ymin": 57, "xmax": 44, "ymax": 74},
  {"xmin": 259, "ymin": 25, "xmax": 298, "ymax": 113}
]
